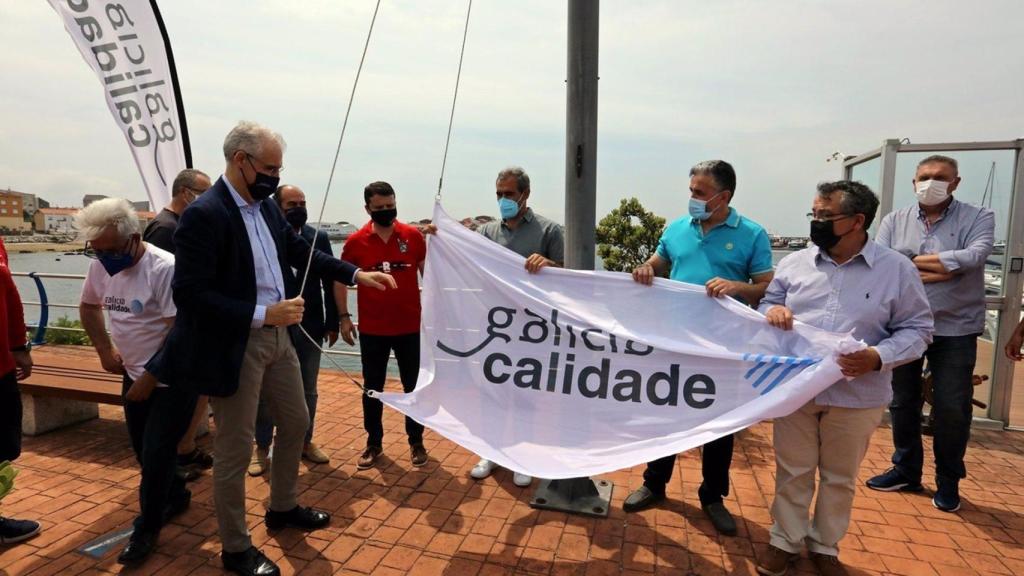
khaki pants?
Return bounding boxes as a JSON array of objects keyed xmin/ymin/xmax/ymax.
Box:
[
  {"xmin": 769, "ymin": 400, "xmax": 883, "ymax": 557},
  {"xmin": 211, "ymin": 327, "xmax": 309, "ymax": 553}
]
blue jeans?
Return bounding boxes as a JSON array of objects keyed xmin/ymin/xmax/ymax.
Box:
[
  {"xmin": 889, "ymin": 334, "xmax": 979, "ymax": 485},
  {"xmin": 255, "ymin": 334, "xmax": 321, "ymax": 448}
]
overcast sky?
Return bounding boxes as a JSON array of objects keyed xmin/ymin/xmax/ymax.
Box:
[{"xmin": 3, "ymin": 1, "xmax": 1023, "ymax": 235}]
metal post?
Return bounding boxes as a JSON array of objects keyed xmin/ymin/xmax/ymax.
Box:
[
  {"xmin": 877, "ymin": 139, "xmax": 900, "ymax": 221},
  {"xmin": 991, "ymin": 142, "xmax": 1024, "ymax": 425},
  {"xmin": 530, "ymin": 0, "xmax": 613, "ymax": 518},
  {"xmin": 563, "ymin": 0, "xmax": 599, "ymax": 271}
]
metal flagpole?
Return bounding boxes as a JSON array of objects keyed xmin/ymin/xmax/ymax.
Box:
[{"xmin": 529, "ymin": 0, "xmax": 613, "ymax": 518}]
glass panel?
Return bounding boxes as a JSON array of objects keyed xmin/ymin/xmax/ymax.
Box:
[
  {"xmin": 972, "ymin": 307, "xmax": 999, "ymax": 420},
  {"xmin": 894, "ymin": 150, "xmax": 1016, "ymax": 297}
]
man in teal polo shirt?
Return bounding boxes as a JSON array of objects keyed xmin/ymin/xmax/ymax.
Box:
[{"xmin": 624, "ymin": 159, "xmax": 774, "ymax": 536}]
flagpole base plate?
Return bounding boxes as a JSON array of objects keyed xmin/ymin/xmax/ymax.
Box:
[{"xmin": 529, "ymin": 477, "xmax": 613, "ymax": 518}]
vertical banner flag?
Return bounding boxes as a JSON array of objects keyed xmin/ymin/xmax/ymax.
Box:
[
  {"xmin": 371, "ymin": 204, "xmax": 865, "ymax": 479},
  {"xmin": 46, "ymin": 0, "xmax": 191, "ymax": 211}
]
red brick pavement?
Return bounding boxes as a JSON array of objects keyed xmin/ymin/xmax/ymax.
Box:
[{"xmin": 2, "ymin": 370, "xmax": 1024, "ymax": 575}]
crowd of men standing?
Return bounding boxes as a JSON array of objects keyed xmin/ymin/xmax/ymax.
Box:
[{"xmin": 0, "ymin": 120, "xmax": 1011, "ymax": 576}]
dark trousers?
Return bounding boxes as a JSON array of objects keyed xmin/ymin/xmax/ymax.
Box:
[
  {"xmin": 360, "ymin": 332, "xmax": 423, "ymax": 447},
  {"xmin": 0, "ymin": 370, "xmax": 21, "ymax": 462},
  {"xmin": 255, "ymin": 333, "xmax": 321, "ymax": 448},
  {"xmin": 890, "ymin": 334, "xmax": 978, "ymax": 485},
  {"xmin": 643, "ymin": 433, "xmax": 734, "ymax": 505},
  {"xmin": 122, "ymin": 375, "xmax": 198, "ymax": 534}
]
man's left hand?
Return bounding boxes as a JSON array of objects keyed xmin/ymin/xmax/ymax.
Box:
[
  {"xmin": 125, "ymin": 372, "xmax": 158, "ymax": 403},
  {"xmin": 525, "ymin": 254, "xmax": 554, "ymax": 274},
  {"xmin": 705, "ymin": 277, "xmax": 740, "ymax": 298},
  {"xmin": 837, "ymin": 347, "xmax": 882, "ymax": 378},
  {"xmin": 325, "ymin": 331, "xmax": 339, "ymax": 348},
  {"xmin": 13, "ymin": 350, "xmax": 32, "ymax": 381}
]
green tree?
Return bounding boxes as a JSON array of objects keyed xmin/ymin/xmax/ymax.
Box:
[{"xmin": 596, "ymin": 198, "xmax": 666, "ymax": 272}]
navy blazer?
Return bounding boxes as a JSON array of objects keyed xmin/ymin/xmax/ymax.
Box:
[
  {"xmin": 146, "ymin": 177, "xmax": 357, "ymax": 397},
  {"xmin": 297, "ymin": 224, "xmax": 340, "ymax": 342}
]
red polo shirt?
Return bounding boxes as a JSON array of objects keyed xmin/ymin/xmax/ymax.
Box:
[
  {"xmin": 0, "ymin": 255, "xmax": 27, "ymax": 377},
  {"xmin": 341, "ymin": 221, "xmax": 426, "ymax": 336}
]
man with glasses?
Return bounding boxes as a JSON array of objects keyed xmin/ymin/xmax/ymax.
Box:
[
  {"xmin": 144, "ymin": 121, "xmax": 395, "ymax": 576},
  {"xmin": 624, "ymin": 159, "xmax": 773, "ymax": 536},
  {"xmin": 866, "ymin": 155, "xmax": 995, "ymax": 513},
  {"xmin": 143, "ymin": 168, "xmax": 215, "ymax": 483},
  {"xmin": 756, "ymin": 181, "xmax": 932, "ymax": 576},
  {"xmin": 78, "ymin": 198, "xmax": 196, "ymax": 566}
]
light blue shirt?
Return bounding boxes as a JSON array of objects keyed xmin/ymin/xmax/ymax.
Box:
[
  {"xmin": 656, "ymin": 208, "xmax": 773, "ymax": 295},
  {"xmin": 759, "ymin": 240, "xmax": 934, "ymax": 408},
  {"xmin": 224, "ymin": 177, "xmax": 286, "ymax": 328},
  {"xmin": 876, "ymin": 199, "xmax": 995, "ymax": 337}
]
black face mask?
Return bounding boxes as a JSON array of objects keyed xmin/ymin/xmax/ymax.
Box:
[
  {"xmin": 370, "ymin": 208, "xmax": 397, "ymax": 227},
  {"xmin": 244, "ymin": 156, "xmax": 280, "ymax": 201},
  {"xmin": 285, "ymin": 206, "xmax": 307, "ymax": 228},
  {"xmin": 809, "ymin": 218, "xmax": 852, "ymax": 251}
]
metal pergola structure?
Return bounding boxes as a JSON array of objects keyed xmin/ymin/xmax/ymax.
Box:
[{"xmin": 843, "ymin": 139, "xmax": 1024, "ymax": 428}]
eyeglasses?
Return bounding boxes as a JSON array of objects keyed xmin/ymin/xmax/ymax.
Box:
[
  {"xmin": 806, "ymin": 212, "xmax": 854, "ymax": 223},
  {"xmin": 83, "ymin": 238, "xmax": 133, "ymax": 259},
  {"xmin": 246, "ymin": 154, "xmax": 283, "ymax": 176}
]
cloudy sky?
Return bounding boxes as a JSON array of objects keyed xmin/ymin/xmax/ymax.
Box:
[{"xmin": 3, "ymin": 1, "xmax": 1022, "ymax": 235}]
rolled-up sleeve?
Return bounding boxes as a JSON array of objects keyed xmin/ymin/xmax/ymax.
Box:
[
  {"xmin": 938, "ymin": 209, "xmax": 994, "ymax": 273},
  {"xmin": 875, "ymin": 261, "xmax": 934, "ymax": 371}
]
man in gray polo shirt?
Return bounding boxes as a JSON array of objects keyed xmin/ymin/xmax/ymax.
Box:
[
  {"xmin": 470, "ymin": 166, "xmax": 564, "ymax": 487},
  {"xmin": 866, "ymin": 155, "xmax": 995, "ymax": 514}
]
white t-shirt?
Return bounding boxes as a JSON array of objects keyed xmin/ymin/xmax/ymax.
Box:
[{"xmin": 80, "ymin": 244, "xmax": 176, "ymax": 383}]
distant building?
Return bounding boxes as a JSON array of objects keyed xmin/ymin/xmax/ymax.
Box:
[
  {"xmin": 313, "ymin": 222, "xmax": 359, "ymax": 239},
  {"xmin": 0, "ymin": 190, "xmax": 29, "ymax": 232},
  {"xmin": 33, "ymin": 208, "xmax": 78, "ymax": 234},
  {"xmin": 132, "ymin": 201, "xmax": 150, "ymax": 212},
  {"xmin": 83, "ymin": 194, "xmax": 107, "ymax": 207}
]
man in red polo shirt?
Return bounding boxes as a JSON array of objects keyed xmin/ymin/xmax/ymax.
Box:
[{"xmin": 340, "ymin": 181, "xmax": 427, "ymax": 469}]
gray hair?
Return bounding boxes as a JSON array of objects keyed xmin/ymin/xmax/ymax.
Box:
[
  {"xmin": 496, "ymin": 166, "xmax": 530, "ymax": 194},
  {"xmin": 222, "ymin": 120, "xmax": 287, "ymax": 160},
  {"xmin": 74, "ymin": 197, "xmax": 140, "ymax": 242},
  {"xmin": 171, "ymin": 168, "xmax": 209, "ymax": 197},
  {"xmin": 816, "ymin": 180, "xmax": 880, "ymax": 229},
  {"xmin": 917, "ymin": 154, "xmax": 959, "ymax": 174},
  {"xmin": 690, "ymin": 160, "xmax": 736, "ymax": 195}
]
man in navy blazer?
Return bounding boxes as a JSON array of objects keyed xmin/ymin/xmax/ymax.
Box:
[{"xmin": 147, "ymin": 121, "xmax": 394, "ymax": 576}]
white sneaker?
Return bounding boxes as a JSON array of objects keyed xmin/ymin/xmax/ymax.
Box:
[
  {"xmin": 513, "ymin": 473, "xmax": 533, "ymax": 487},
  {"xmin": 470, "ymin": 458, "xmax": 496, "ymax": 479}
]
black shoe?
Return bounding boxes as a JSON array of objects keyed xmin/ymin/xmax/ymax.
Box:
[
  {"xmin": 177, "ymin": 447, "xmax": 214, "ymax": 470},
  {"xmin": 0, "ymin": 516, "xmax": 41, "ymax": 544},
  {"xmin": 933, "ymin": 481, "xmax": 961, "ymax": 513},
  {"xmin": 117, "ymin": 531, "xmax": 156, "ymax": 566},
  {"xmin": 866, "ymin": 467, "xmax": 923, "ymax": 493},
  {"xmin": 623, "ymin": 486, "xmax": 665, "ymax": 513},
  {"xmin": 162, "ymin": 489, "xmax": 192, "ymax": 524},
  {"xmin": 222, "ymin": 546, "xmax": 280, "ymax": 576},
  {"xmin": 702, "ymin": 501, "xmax": 737, "ymax": 536},
  {"xmin": 265, "ymin": 505, "xmax": 330, "ymax": 531},
  {"xmin": 410, "ymin": 443, "xmax": 428, "ymax": 467},
  {"xmin": 175, "ymin": 465, "xmax": 200, "ymax": 483}
]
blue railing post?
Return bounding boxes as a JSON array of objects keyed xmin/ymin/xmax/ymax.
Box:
[{"xmin": 28, "ymin": 272, "xmax": 48, "ymax": 345}]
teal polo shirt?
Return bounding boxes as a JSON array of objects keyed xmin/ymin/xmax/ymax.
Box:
[{"xmin": 656, "ymin": 207, "xmax": 773, "ymax": 286}]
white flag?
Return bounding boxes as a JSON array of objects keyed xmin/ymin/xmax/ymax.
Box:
[
  {"xmin": 371, "ymin": 204, "xmax": 864, "ymax": 479},
  {"xmin": 47, "ymin": 0, "xmax": 189, "ymax": 211}
]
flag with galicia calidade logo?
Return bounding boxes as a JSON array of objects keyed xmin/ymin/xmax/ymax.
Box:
[
  {"xmin": 370, "ymin": 204, "xmax": 865, "ymax": 479},
  {"xmin": 46, "ymin": 0, "xmax": 192, "ymax": 211}
]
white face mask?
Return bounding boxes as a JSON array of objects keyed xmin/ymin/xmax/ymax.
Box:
[{"xmin": 914, "ymin": 179, "xmax": 950, "ymax": 206}]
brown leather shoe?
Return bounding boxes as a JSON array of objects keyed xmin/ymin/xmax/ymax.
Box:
[
  {"xmin": 357, "ymin": 446, "xmax": 381, "ymax": 470},
  {"xmin": 410, "ymin": 444, "xmax": 428, "ymax": 467},
  {"xmin": 302, "ymin": 442, "xmax": 330, "ymax": 464},
  {"xmin": 809, "ymin": 552, "xmax": 849, "ymax": 576},
  {"xmin": 756, "ymin": 545, "xmax": 798, "ymax": 576}
]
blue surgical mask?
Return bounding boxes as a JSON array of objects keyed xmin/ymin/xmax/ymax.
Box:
[
  {"xmin": 688, "ymin": 192, "xmax": 723, "ymax": 221},
  {"xmin": 96, "ymin": 237, "xmax": 138, "ymax": 277},
  {"xmin": 498, "ymin": 197, "xmax": 521, "ymax": 220}
]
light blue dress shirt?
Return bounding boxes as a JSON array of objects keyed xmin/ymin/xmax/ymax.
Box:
[
  {"xmin": 759, "ymin": 240, "xmax": 934, "ymax": 408},
  {"xmin": 224, "ymin": 177, "xmax": 286, "ymax": 328},
  {"xmin": 875, "ymin": 199, "xmax": 994, "ymax": 337}
]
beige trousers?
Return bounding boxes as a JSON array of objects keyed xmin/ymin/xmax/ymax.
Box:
[
  {"xmin": 211, "ymin": 326, "xmax": 309, "ymax": 553},
  {"xmin": 769, "ymin": 400, "xmax": 883, "ymax": 557}
]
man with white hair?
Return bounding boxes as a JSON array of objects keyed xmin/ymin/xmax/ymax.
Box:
[
  {"xmin": 77, "ymin": 198, "xmax": 196, "ymax": 566},
  {"xmin": 145, "ymin": 121, "xmax": 395, "ymax": 576}
]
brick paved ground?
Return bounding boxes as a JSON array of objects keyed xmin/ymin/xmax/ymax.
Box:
[{"xmin": 2, "ymin": 370, "xmax": 1024, "ymax": 575}]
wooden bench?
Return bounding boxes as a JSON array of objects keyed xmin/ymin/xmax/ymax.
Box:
[{"xmin": 17, "ymin": 345, "xmax": 122, "ymax": 435}]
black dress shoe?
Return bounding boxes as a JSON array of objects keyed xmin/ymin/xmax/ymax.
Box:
[
  {"xmin": 162, "ymin": 489, "xmax": 192, "ymax": 524},
  {"xmin": 623, "ymin": 486, "xmax": 665, "ymax": 513},
  {"xmin": 265, "ymin": 505, "xmax": 331, "ymax": 531},
  {"xmin": 703, "ymin": 501, "xmax": 738, "ymax": 536},
  {"xmin": 222, "ymin": 546, "xmax": 280, "ymax": 576},
  {"xmin": 117, "ymin": 530, "xmax": 156, "ymax": 566}
]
